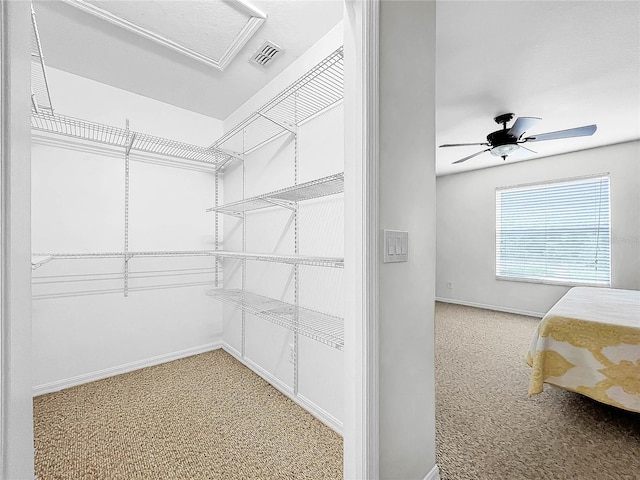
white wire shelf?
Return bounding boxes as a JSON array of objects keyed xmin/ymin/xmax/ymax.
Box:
[
  {"xmin": 209, "ymin": 47, "xmax": 344, "ymax": 164},
  {"xmin": 214, "ymin": 251, "xmax": 343, "ymax": 268},
  {"xmin": 207, "ymin": 172, "xmax": 344, "ymax": 215},
  {"xmin": 31, "ymin": 250, "xmax": 219, "ymax": 260},
  {"xmin": 207, "ymin": 289, "xmax": 344, "ymax": 350},
  {"xmin": 31, "ymin": 111, "xmax": 230, "ymax": 166},
  {"xmin": 31, "ymin": 250, "xmax": 342, "ymax": 267},
  {"xmin": 29, "ymin": 4, "xmax": 229, "ymax": 167}
]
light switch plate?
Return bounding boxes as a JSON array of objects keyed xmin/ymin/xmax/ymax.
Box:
[{"xmin": 383, "ymin": 230, "xmax": 408, "ymax": 263}]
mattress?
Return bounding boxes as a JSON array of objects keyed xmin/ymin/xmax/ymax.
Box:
[{"xmin": 526, "ymin": 287, "xmax": 640, "ymax": 413}]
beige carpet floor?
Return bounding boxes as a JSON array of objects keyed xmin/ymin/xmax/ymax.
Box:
[
  {"xmin": 33, "ymin": 349, "xmax": 343, "ymax": 480},
  {"xmin": 435, "ymin": 302, "xmax": 640, "ymax": 480}
]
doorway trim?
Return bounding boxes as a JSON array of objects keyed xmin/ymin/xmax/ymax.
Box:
[
  {"xmin": 1, "ymin": 1, "xmax": 34, "ymax": 478},
  {"xmin": 343, "ymin": 0, "xmax": 380, "ymax": 477}
]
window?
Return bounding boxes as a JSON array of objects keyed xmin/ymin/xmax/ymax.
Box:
[{"xmin": 496, "ymin": 175, "xmax": 610, "ymax": 286}]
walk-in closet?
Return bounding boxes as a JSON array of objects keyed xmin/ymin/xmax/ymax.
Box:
[
  {"xmin": 3, "ymin": 1, "xmax": 439, "ymax": 478},
  {"xmin": 28, "ymin": 1, "xmax": 345, "ymax": 476}
]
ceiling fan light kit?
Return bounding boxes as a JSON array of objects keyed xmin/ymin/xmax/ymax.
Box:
[
  {"xmin": 490, "ymin": 143, "xmax": 519, "ymax": 157},
  {"xmin": 440, "ymin": 112, "xmax": 597, "ymax": 165}
]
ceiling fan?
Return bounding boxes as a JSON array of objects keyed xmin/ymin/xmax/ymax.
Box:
[{"xmin": 440, "ymin": 113, "xmax": 597, "ymax": 164}]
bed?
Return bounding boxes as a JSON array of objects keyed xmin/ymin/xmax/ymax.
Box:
[{"xmin": 527, "ymin": 287, "xmax": 640, "ymax": 413}]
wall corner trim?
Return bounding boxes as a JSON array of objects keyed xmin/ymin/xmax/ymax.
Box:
[
  {"xmin": 32, "ymin": 342, "xmax": 223, "ymax": 396},
  {"xmin": 423, "ymin": 464, "xmax": 441, "ymax": 480}
]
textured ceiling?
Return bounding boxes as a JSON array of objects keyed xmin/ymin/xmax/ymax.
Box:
[
  {"xmin": 436, "ymin": 1, "xmax": 640, "ymax": 176},
  {"xmin": 33, "ymin": 0, "xmax": 343, "ymax": 120},
  {"xmin": 32, "ymin": 1, "xmax": 639, "ymax": 176}
]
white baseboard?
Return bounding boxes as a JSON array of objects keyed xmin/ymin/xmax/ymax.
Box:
[
  {"xmin": 33, "ymin": 341, "xmax": 223, "ymax": 396},
  {"xmin": 423, "ymin": 464, "xmax": 441, "ymax": 480},
  {"xmin": 220, "ymin": 342, "xmax": 344, "ymax": 435},
  {"xmin": 435, "ymin": 296, "xmax": 544, "ymax": 318}
]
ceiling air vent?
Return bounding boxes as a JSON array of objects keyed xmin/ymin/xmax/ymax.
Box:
[{"xmin": 251, "ymin": 41, "xmax": 283, "ymax": 67}]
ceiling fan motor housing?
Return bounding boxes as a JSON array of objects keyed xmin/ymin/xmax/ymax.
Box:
[{"xmin": 487, "ymin": 129, "xmax": 518, "ymax": 147}]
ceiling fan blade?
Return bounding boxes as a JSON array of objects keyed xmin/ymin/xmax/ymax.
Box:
[
  {"xmin": 439, "ymin": 142, "xmax": 489, "ymax": 148},
  {"xmin": 524, "ymin": 124, "xmax": 597, "ymax": 142},
  {"xmin": 508, "ymin": 116, "xmax": 542, "ymax": 139},
  {"xmin": 452, "ymin": 149, "xmax": 490, "ymax": 164}
]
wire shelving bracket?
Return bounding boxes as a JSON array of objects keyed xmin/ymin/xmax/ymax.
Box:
[
  {"xmin": 31, "ymin": 255, "xmax": 53, "ymax": 270},
  {"xmin": 30, "ymin": 5, "xmax": 53, "ymax": 113}
]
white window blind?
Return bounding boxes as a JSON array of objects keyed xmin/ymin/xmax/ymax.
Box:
[{"xmin": 496, "ymin": 174, "xmax": 610, "ymax": 286}]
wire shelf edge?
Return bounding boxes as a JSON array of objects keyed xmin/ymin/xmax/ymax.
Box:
[
  {"xmin": 207, "ymin": 289, "xmax": 344, "ymax": 350},
  {"xmin": 31, "ymin": 111, "xmax": 231, "ymax": 167},
  {"xmin": 207, "ymin": 172, "xmax": 344, "ymax": 215}
]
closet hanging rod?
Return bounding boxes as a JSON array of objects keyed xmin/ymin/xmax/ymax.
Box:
[{"xmin": 31, "ymin": 111, "xmax": 231, "ymax": 166}]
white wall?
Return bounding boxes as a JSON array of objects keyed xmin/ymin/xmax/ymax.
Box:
[
  {"xmin": 436, "ymin": 141, "xmax": 640, "ymax": 317},
  {"xmin": 45, "ymin": 67, "xmax": 222, "ymax": 145},
  {"xmin": 31, "ymin": 68, "xmax": 224, "ymax": 393},
  {"xmin": 220, "ymin": 25, "xmax": 345, "ymax": 430},
  {"xmin": 378, "ymin": 1, "xmax": 437, "ymax": 478}
]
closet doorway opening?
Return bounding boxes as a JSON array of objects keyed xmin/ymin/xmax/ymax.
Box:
[{"xmin": 27, "ymin": 1, "xmax": 352, "ymax": 478}]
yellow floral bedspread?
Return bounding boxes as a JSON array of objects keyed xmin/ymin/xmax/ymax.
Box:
[{"xmin": 527, "ymin": 287, "xmax": 640, "ymax": 413}]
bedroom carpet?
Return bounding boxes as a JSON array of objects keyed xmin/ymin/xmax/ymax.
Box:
[
  {"xmin": 33, "ymin": 349, "xmax": 342, "ymax": 480},
  {"xmin": 34, "ymin": 304, "xmax": 639, "ymax": 480},
  {"xmin": 435, "ymin": 302, "xmax": 640, "ymax": 480}
]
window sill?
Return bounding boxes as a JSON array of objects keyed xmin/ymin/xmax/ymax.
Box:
[{"xmin": 495, "ymin": 276, "xmax": 611, "ymax": 288}]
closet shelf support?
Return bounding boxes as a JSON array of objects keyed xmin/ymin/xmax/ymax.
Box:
[
  {"xmin": 256, "ymin": 112, "xmax": 296, "ymax": 134},
  {"xmin": 262, "ymin": 198, "xmax": 297, "ymax": 211},
  {"xmin": 218, "ymin": 148, "xmax": 244, "ymax": 163}
]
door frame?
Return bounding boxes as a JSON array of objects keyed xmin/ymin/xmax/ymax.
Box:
[
  {"xmin": 1, "ymin": 1, "xmax": 34, "ymax": 478},
  {"xmin": 343, "ymin": 0, "xmax": 380, "ymax": 478}
]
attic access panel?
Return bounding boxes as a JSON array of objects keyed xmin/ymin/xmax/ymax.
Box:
[{"xmin": 59, "ymin": 0, "xmax": 267, "ymax": 71}]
